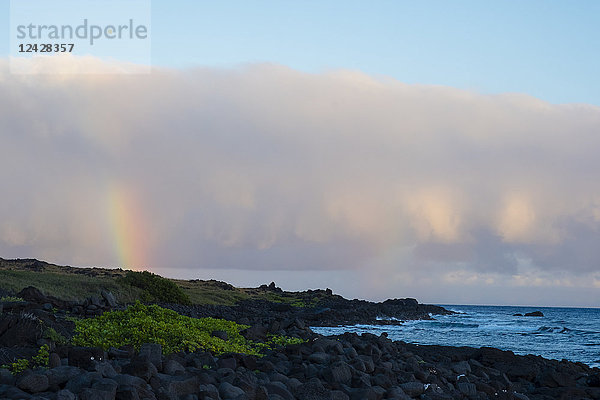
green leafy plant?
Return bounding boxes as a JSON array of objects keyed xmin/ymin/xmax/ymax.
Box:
[
  {"xmin": 72, "ymin": 302, "xmax": 259, "ymax": 355},
  {"xmin": 44, "ymin": 327, "xmax": 68, "ymax": 345},
  {"xmin": 265, "ymin": 334, "xmax": 306, "ymax": 348},
  {"xmin": 262, "ymin": 292, "xmax": 318, "ymax": 308},
  {"xmin": 2, "ymin": 358, "xmax": 29, "ymax": 374},
  {"xmin": 1, "ymin": 344, "xmax": 50, "ymax": 374},
  {"xmin": 71, "ymin": 302, "xmax": 304, "ymax": 356},
  {"xmin": 32, "ymin": 344, "xmax": 50, "ymax": 367},
  {"xmin": 64, "ymin": 315, "xmax": 81, "ymax": 323},
  {"xmin": 0, "ymin": 296, "xmax": 25, "ymax": 302},
  {"xmin": 117, "ymin": 271, "xmax": 191, "ymax": 305}
]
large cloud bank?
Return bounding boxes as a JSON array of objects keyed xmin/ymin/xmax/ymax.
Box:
[{"xmin": 2, "ymin": 58, "xmax": 600, "ymax": 304}]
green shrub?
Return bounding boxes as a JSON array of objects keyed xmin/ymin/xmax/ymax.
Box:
[
  {"xmin": 1, "ymin": 344, "xmax": 50, "ymax": 374},
  {"xmin": 2, "ymin": 358, "xmax": 29, "ymax": 374},
  {"xmin": 32, "ymin": 344, "xmax": 50, "ymax": 367},
  {"xmin": 72, "ymin": 302, "xmax": 260, "ymax": 355},
  {"xmin": 43, "ymin": 327, "xmax": 68, "ymax": 345},
  {"xmin": 265, "ymin": 335, "xmax": 306, "ymax": 348},
  {"xmin": 71, "ymin": 302, "xmax": 305, "ymax": 356},
  {"xmin": 117, "ymin": 271, "xmax": 191, "ymax": 305}
]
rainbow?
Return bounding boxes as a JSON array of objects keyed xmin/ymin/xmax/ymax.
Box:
[{"xmin": 107, "ymin": 183, "xmax": 149, "ymax": 270}]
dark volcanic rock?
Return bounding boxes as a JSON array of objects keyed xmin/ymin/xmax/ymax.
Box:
[
  {"xmin": 56, "ymin": 389, "xmax": 77, "ymax": 400},
  {"xmin": 100, "ymin": 290, "xmax": 117, "ymax": 308},
  {"xmin": 139, "ymin": 343, "xmax": 162, "ymax": 369},
  {"xmin": 1, "ymin": 279, "xmax": 599, "ymax": 400},
  {"xmin": 122, "ymin": 360, "xmax": 158, "ymax": 382},
  {"xmin": 294, "ymin": 378, "xmax": 331, "ymax": 400},
  {"xmin": 524, "ymin": 310, "xmax": 544, "ymax": 317},
  {"xmin": 218, "ymin": 381, "xmax": 245, "ymax": 399},
  {"xmin": 46, "ymin": 366, "xmax": 83, "ymax": 387},
  {"xmin": 17, "ymin": 372, "xmax": 49, "ymax": 393},
  {"xmin": 68, "ymin": 347, "xmax": 105, "ymax": 370},
  {"xmin": 0, "ymin": 312, "xmax": 43, "ymax": 347},
  {"xmin": 210, "ymin": 329, "xmax": 228, "ymax": 341}
]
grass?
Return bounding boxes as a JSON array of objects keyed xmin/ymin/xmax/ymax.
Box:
[
  {"xmin": 0, "ymin": 269, "xmax": 144, "ymax": 303},
  {"xmin": 0, "ymin": 257, "xmax": 335, "ymax": 307},
  {"xmin": 175, "ymin": 280, "xmax": 251, "ymax": 306}
]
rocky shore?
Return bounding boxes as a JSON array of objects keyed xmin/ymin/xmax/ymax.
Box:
[
  {"xmin": 1, "ymin": 287, "xmax": 599, "ymax": 400},
  {"xmin": 162, "ymin": 287, "xmax": 453, "ymax": 328}
]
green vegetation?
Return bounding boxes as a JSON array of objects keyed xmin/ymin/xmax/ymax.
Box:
[
  {"xmin": 0, "ymin": 296, "xmax": 24, "ymax": 302},
  {"xmin": 0, "ymin": 269, "xmax": 142, "ymax": 303},
  {"xmin": 176, "ymin": 280, "xmax": 251, "ymax": 306},
  {"xmin": 43, "ymin": 327, "xmax": 69, "ymax": 345},
  {"xmin": 263, "ymin": 292, "xmax": 322, "ymax": 308},
  {"xmin": 1, "ymin": 258, "xmax": 337, "ymax": 307},
  {"xmin": 71, "ymin": 302, "xmax": 304, "ymax": 356},
  {"xmin": 117, "ymin": 271, "xmax": 192, "ymax": 305},
  {"xmin": 1, "ymin": 344, "xmax": 50, "ymax": 374},
  {"xmin": 265, "ymin": 334, "xmax": 305, "ymax": 347},
  {"xmin": 64, "ymin": 314, "xmax": 81, "ymax": 323},
  {"xmin": 2, "ymin": 358, "xmax": 29, "ymax": 374},
  {"xmin": 32, "ymin": 344, "xmax": 50, "ymax": 367}
]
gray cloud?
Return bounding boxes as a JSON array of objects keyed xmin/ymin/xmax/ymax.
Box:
[{"xmin": 2, "ymin": 57, "xmax": 600, "ymax": 304}]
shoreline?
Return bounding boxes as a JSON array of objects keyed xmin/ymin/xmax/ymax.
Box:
[
  {"xmin": 1, "ymin": 260, "xmax": 599, "ymax": 399},
  {"xmin": 1, "ymin": 288, "xmax": 599, "ymax": 399}
]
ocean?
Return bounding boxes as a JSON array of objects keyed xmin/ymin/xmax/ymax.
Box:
[{"xmin": 311, "ymin": 304, "xmax": 600, "ymax": 368}]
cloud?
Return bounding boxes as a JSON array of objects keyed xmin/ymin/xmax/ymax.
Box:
[{"xmin": 1, "ymin": 57, "xmax": 600, "ymax": 304}]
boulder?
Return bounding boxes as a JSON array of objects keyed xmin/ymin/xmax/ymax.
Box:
[
  {"xmin": 94, "ymin": 361, "xmax": 118, "ymax": 378},
  {"xmin": 457, "ymin": 382, "xmax": 477, "ymax": 397},
  {"xmin": 211, "ymin": 330, "xmax": 228, "ymax": 340},
  {"xmin": 65, "ymin": 371, "xmax": 102, "ymax": 394},
  {"xmin": 122, "ymin": 360, "xmax": 158, "ymax": 382},
  {"xmin": 524, "ymin": 311, "xmax": 544, "ymax": 317},
  {"xmin": 56, "ymin": 389, "xmax": 77, "ymax": 400},
  {"xmin": 216, "ymin": 356, "xmax": 237, "ymax": 370},
  {"xmin": 323, "ymin": 361, "xmax": 352, "ymax": 385},
  {"xmin": 264, "ymin": 381, "xmax": 294, "ymax": 400},
  {"xmin": 17, "ymin": 287, "xmax": 49, "ymax": 303},
  {"xmin": 100, "ymin": 290, "xmax": 117, "ymax": 308},
  {"xmin": 48, "ymin": 352, "xmax": 62, "ymax": 369},
  {"xmin": 452, "ymin": 360, "xmax": 471, "ymax": 375},
  {"xmin": 91, "ymin": 378, "xmax": 118, "ymax": 398},
  {"xmin": 17, "ymin": 373, "xmax": 49, "ymax": 393},
  {"xmin": 112, "ymin": 374, "xmax": 147, "ymax": 390},
  {"xmin": 399, "ymin": 381, "xmax": 424, "ymax": 397},
  {"xmin": 218, "ymin": 381, "xmax": 245, "ymax": 399},
  {"xmin": 115, "ymin": 386, "xmax": 140, "ymax": 400},
  {"xmin": 139, "ymin": 343, "xmax": 162, "ymax": 370},
  {"xmin": 0, "ymin": 384, "xmax": 33, "ymax": 399},
  {"xmin": 294, "ymin": 378, "xmax": 330, "ymax": 400},
  {"xmin": 163, "ymin": 359, "xmax": 185, "ymax": 376},
  {"xmin": 308, "ymin": 352, "xmax": 329, "ymax": 364},
  {"xmin": 163, "ymin": 376, "xmax": 199, "ymax": 397},
  {"xmin": 68, "ymin": 347, "xmax": 105, "ymax": 370},
  {"xmin": 0, "ymin": 313, "xmax": 43, "ymax": 347},
  {"xmin": 46, "ymin": 366, "xmax": 84, "ymax": 387},
  {"xmin": 80, "ymin": 387, "xmax": 115, "ymax": 400},
  {"xmin": 0, "ymin": 368, "xmax": 15, "ymax": 386}
]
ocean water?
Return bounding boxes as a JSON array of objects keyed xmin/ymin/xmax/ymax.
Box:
[{"xmin": 311, "ymin": 305, "xmax": 600, "ymax": 368}]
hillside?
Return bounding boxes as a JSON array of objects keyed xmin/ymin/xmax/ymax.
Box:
[
  {"xmin": 0, "ymin": 257, "xmax": 335, "ymax": 306},
  {"xmin": 0, "ymin": 257, "xmax": 449, "ymax": 326},
  {"xmin": 2, "ymin": 258, "xmax": 599, "ymax": 400}
]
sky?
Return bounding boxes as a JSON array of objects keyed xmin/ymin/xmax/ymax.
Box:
[{"xmin": 1, "ymin": 1, "xmax": 600, "ymax": 307}]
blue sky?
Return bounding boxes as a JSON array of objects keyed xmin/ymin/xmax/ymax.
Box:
[{"xmin": 2, "ymin": 1, "xmax": 600, "ymax": 104}]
